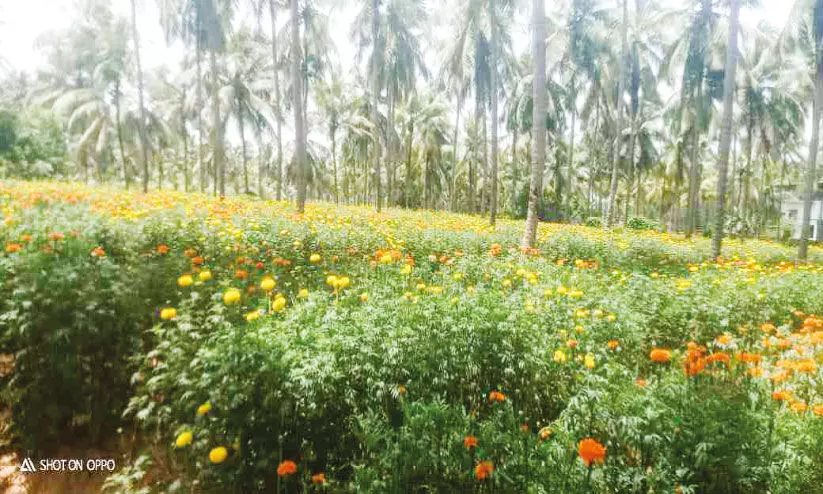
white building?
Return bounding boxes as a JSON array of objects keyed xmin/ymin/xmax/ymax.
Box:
[{"xmin": 780, "ymin": 190, "xmax": 823, "ymax": 241}]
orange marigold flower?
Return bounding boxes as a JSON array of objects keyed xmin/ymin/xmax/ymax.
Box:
[
  {"xmin": 772, "ymin": 389, "xmax": 792, "ymax": 401},
  {"xmin": 463, "ymin": 436, "xmax": 478, "ymax": 449},
  {"xmin": 488, "ymin": 391, "xmax": 506, "ymax": 403},
  {"xmin": 706, "ymin": 352, "xmax": 730, "ymax": 366},
  {"xmin": 635, "ymin": 378, "xmax": 647, "ymax": 387},
  {"xmin": 607, "ymin": 340, "xmax": 620, "ymax": 350},
  {"xmin": 760, "ymin": 322, "xmax": 776, "ymax": 333},
  {"xmin": 4, "ymin": 242, "xmax": 23, "ymax": 253},
  {"xmin": 474, "ymin": 461, "xmax": 494, "ymax": 481},
  {"xmin": 192, "ymin": 255, "xmax": 204, "ymax": 266},
  {"xmin": 48, "ymin": 232, "xmax": 65, "ymax": 241},
  {"xmin": 156, "ymin": 244, "xmax": 170, "ymax": 255},
  {"xmin": 277, "ymin": 460, "xmax": 298, "ymax": 477},
  {"xmin": 184, "ymin": 248, "xmax": 197, "ymax": 258},
  {"xmin": 736, "ymin": 352, "xmax": 762, "ymax": 364},
  {"xmin": 813, "ymin": 405, "xmax": 823, "ymax": 417},
  {"xmin": 90, "ymin": 246, "xmax": 106, "ymax": 258},
  {"xmin": 311, "ymin": 472, "xmax": 326, "ymax": 484},
  {"xmin": 796, "ymin": 359, "xmax": 817, "ymax": 373},
  {"xmin": 790, "ymin": 401, "xmax": 808, "ymax": 414},
  {"xmin": 650, "ymin": 348, "xmax": 672, "ymax": 363},
  {"xmin": 578, "ymin": 438, "xmax": 607, "ymax": 466}
]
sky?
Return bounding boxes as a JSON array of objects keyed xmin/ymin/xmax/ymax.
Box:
[{"xmin": 0, "ymin": 0, "xmax": 796, "ymax": 78}]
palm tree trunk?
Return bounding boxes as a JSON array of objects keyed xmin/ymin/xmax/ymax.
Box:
[
  {"xmin": 196, "ymin": 43, "xmax": 206, "ymax": 193},
  {"xmin": 130, "ymin": 0, "xmax": 150, "ymax": 193},
  {"xmin": 371, "ymin": 0, "xmax": 382, "ymax": 211},
  {"xmin": 209, "ymin": 49, "xmax": 225, "ymax": 197},
  {"xmin": 489, "ymin": 0, "xmax": 499, "ymax": 225},
  {"xmin": 567, "ymin": 83, "xmax": 576, "ymax": 222},
  {"xmin": 387, "ymin": 81, "xmax": 396, "ymax": 206},
  {"xmin": 777, "ymin": 153, "xmax": 786, "ymax": 241},
  {"xmin": 605, "ymin": 0, "xmax": 628, "ymax": 227},
  {"xmin": 239, "ymin": 103, "xmax": 249, "ymax": 193},
  {"xmin": 711, "ymin": 0, "xmax": 739, "ymax": 258},
  {"xmin": 799, "ymin": 47, "xmax": 823, "ymax": 258},
  {"xmin": 181, "ymin": 87, "xmax": 189, "ymax": 192},
  {"xmin": 291, "ymin": 0, "xmax": 307, "ymax": 211},
  {"xmin": 522, "ymin": 0, "xmax": 546, "ymax": 248},
  {"xmin": 114, "ymin": 80, "xmax": 129, "ymax": 189},
  {"xmin": 451, "ymin": 97, "xmax": 461, "ymax": 211},
  {"xmin": 405, "ymin": 123, "xmax": 414, "ymax": 208},
  {"xmin": 269, "ymin": 0, "xmax": 283, "ymax": 200},
  {"xmin": 332, "ymin": 129, "xmax": 339, "ymax": 206}
]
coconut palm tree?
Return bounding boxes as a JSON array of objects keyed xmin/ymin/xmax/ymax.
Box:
[
  {"xmin": 711, "ymin": 0, "xmax": 740, "ymax": 258},
  {"xmin": 522, "ymin": 0, "xmax": 546, "ymax": 248},
  {"xmin": 291, "ymin": 0, "xmax": 308, "ymax": 211}
]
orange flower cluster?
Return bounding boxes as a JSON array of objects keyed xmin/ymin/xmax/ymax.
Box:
[
  {"xmin": 489, "ymin": 244, "xmax": 503, "ymax": 257},
  {"xmin": 463, "ymin": 436, "xmax": 478, "ymax": 449},
  {"xmin": 488, "ymin": 391, "xmax": 506, "ymax": 403},
  {"xmin": 683, "ymin": 342, "xmax": 707, "ymax": 377},
  {"xmin": 578, "ymin": 438, "xmax": 606, "ymax": 466},
  {"xmin": 277, "ymin": 460, "xmax": 297, "ymax": 477},
  {"xmin": 474, "ymin": 461, "xmax": 494, "ymax": 480},
  {"xmin": 801, "ymin": 316, "xmax": 823, "ymax": 332},
  {"xmin": 650, "ymin": 348, "xmax": 672, "ymax": 363}
]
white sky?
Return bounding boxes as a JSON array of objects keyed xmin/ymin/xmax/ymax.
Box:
[{"xmin": 0, "ymin": 0, "xmax": 795, "ymax": 77}]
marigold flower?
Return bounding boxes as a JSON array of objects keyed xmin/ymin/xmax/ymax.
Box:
[
  {"xmin": 635, "ymin": 378, "xmax": 646, "ymax": 387},
  {"xmin": 311, "ymin": 472, "xmax": 326, "ymax": 484},
  {"xmin": 650, "ymin": 348, "xmax": 672, "ymax": 363},
  {"xmin": 5, "ymin": 242, "xmax": 23, "ymax": 254},
  {"xmin": 196, "ymin": 401, "xmax": 212, "ymax": 416},
  {"xmin": 209, "ymin": 446, "xmax": 228, "ymax": 464},
  {"xmin": 277, "ymin": 460, "xmax": 298, "ymax": 477},
  {"xmin": 48, "ymin": 232, "xmax": 65, "ymax": 241},
  {"xmin": 198, "ymin": 270, "xmax": 212, "ymax": 282},
  {"xmin": 463, "ymin": 435, "xmax": 478, "ymax": 449},
  {"xmin": 175, "ymin": 431, "xmax": 193, "ymax": 448},
  {"xmin": 156, "ymin": 244, "xmax": 170, "ymax": 255},
  {"xmin": 488, "ymin": 391, "xmax": 506, "ymax": 403},
  {"xmin": 298, "ymin": 288, "xmax": 309, "ymax": 299},
  {"xmin": 309, "ymin": 253, "xmax": 322, "ymax": 263},
  {"xmin": 790, "ymin": 401, "xmax": 808, "ymax": 414},
  {"xmin": 178, "ymin": 274, "xmax": 194, "ymax": 288},
  {"xmin": 360, "ymin": 292, "xmax": 369, "ymax": 302},
  {"xmin": 538, "ymin": 427, "xmax": 553, "ymax": 440},
  {"xmin": 271, "ymin": 296, "xmax": 287, "ymax": 312},
  {"xmin": 578, "ymin": 438, "xmax": 607, "ymax": 466},
  {"xmin": 223, "ymin": 288, "xmax": 241, "ymax": 305},
  {"xmin": 90, "ymin": 246, "xmax": 106, "ymax": 258},
  {"xmin": 160, "ymin": 307, "xmax": 177, "ymax": 321},
  {"xmin": 813, "ymin": 405, "xmax": 823, "ymax": 417},
  {"xmin": 772, "ymin": 390, "xmax": 791, "ymax": 401},
  {"xmin": 584, "ymin": 354, "xmax": 596, "ymax": 370},
  {"xmin": 260, "ymin": 277, "xmax": 276, "ymax": 291},
  {"xmin": 474, "ymin": 461, "xmax": 494, "ymax": 480},
  {"xmin": 607, "ymin": 340, "xmax": 620, "ymax": 350}
]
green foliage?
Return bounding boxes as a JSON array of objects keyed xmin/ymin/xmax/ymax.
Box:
[{"xmin": 627, "ymin": 217, "xmax": 662, "ymax": 231}]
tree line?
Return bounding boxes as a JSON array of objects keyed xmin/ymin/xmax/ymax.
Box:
[{"xmin": 0, "ymin": 0, "xmax": 822, "ymax": 258}]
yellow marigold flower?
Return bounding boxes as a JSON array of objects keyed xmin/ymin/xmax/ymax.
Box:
[
  {"xmin": 335, "ymin": 276, "xmax": 350, "ymax": 289},
  {"xmin": 359, "ymin": 292, "xmax": 369, "ymax": 302},
  {"xmin": 199, "ymin": 270, "xmax": 212, "ymax": 282},
  {"xmin": 178, "ymin": 275, "xmax": 194, "ymax": 288},
  {"xmin": 292, "ymin": 240, "xmax": 302, "ymax": 249},
  {"xmin": 245, "ymin": 311, "xmax": 260, "ymax": 323},
  {"xmin": 542, "ymin": 288, "xmax": 553, "ymax": 298},
  {"xmin": 298, "ymin": 288, "xmax": 309, "ymax": 299},
  {"xmin": 557, "ymin": 285, "xmax": 568, "ymax": 295},
  {"xmin": 260, "ymin": 277, "xmax": 276, "ymax": 291},
  {"xmin": 416, "ymin": 283, "xmax": 426, "ymax": 291},
  {"xmin": 400, "ymin": 264, "xmax": 412, "ymax": 275},
  {"xmin": 209, "ymin": 446, "xmax": 228, "ymax": 464},
  {"xmin": 380, "ymin": 253, "xmax": 394, "ymax": 264},
  {"xmin": 271, "ymin": 296, "xmax": 287, "ymax": 312},
  {"xmin": 584, "ymin": 353, "xmax": 596, "ymax": 370},
  {"xmin": 569, "ymin": 290, "xmax": 584, "ymax": 299},
  {"xmin": 607, "ymin": 314, "xmax": 617, "ymax": 322},
  {"xmin": 553, "ymin": 350, "xmax": 567, "ymax": 364},
  {"xmin": 223, "ymin": 288, "xmax": 241, "ymax": 305},
  {"xmin": 650, "ymin": 272, "xmax": 659, "ymax": 279},
  {"xmin": 309, "ymin": 253, "xmax": 322, "ymax": 263},
  {"xmin": 196, "ymin": 401, "xmax": 212, "ymax": 416},
  {"xmin": 175, "ymin": 431, "xmax": 193, "ymax": 448},
  {"xmin": 326, "ymin": 275, "xmax": 338, "ymax": 286},
  {"xmin": 160, "ymin": 307, "xmax": 177, "ymax": 321}
]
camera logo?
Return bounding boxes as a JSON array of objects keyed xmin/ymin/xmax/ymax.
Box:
[{"xmin": 19, "ymin": 458, "xmax": 36, "ymax": 473}]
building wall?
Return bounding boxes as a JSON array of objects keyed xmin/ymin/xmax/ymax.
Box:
[{"xmin": 781, "ymin": 200, "xmax": 823, "ymax": 240}]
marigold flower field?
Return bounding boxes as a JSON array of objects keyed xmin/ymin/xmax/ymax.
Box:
[{"xmin": 2, "ymin": 181, "xmax": 823, "ymax": 492}]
